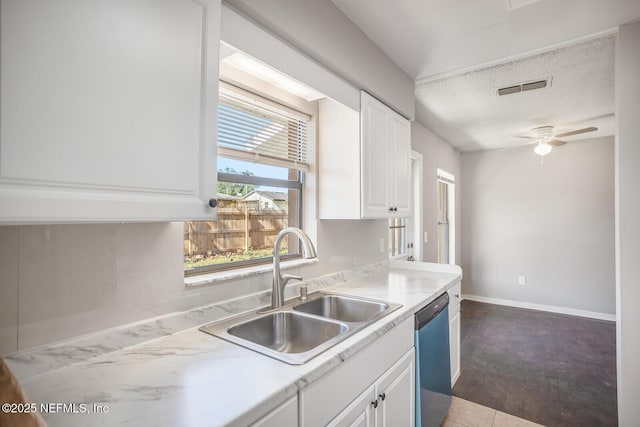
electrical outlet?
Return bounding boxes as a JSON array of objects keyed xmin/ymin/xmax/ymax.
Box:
[
  {"xmin": 379, "ymin": 238, "xmax": 385, "ymax": 254},
  {"xmin": 518, "ymin": 275, "xmax": 526, "ymax": 286}
]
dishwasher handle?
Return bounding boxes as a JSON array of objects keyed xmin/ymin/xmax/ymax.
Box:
[{"xmin": 415, "ymin": 292, "xmax": 449, "ymax": 330}]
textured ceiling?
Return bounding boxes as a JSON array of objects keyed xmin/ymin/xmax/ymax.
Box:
[
  {"xmin": 331, "ymin": 0, "xmax": 640, "ymax": 79},
  {"xmin": 330, "ymin": 0, "xmax": 638, "ymax": 152},
  {"xmin": 414, "ymin": 35, "xmax": 615, "ymax": 151}
]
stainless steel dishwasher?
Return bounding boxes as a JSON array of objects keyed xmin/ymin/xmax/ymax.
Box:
[{"xmin": 415, "ymin": 292, "xmax": 452, "ymax": 427}]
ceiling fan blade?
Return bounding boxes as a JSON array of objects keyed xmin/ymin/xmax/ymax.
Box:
[
  {"xmin": 555, "ymin": 127, "xmax": 598, "ymax": 138},
  {"xmin": 548, "ymin": 139, "xmax": 567, "ymax": 147},
  {"xmin": 517, "ymin": 135, "xmax": 536, "ymax": 139}
]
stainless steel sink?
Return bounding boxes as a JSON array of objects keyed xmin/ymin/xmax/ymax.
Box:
[
  {"xmin": 228, "ymin": 312, "xmax": 347, "ymax": 354},
  {"xmin": 293, "ymin": 294, "xmax": 388, "ymax": 323},
  {"xmin": 199, "ymin": 292, "xmax": 401, "ymax": 365}
]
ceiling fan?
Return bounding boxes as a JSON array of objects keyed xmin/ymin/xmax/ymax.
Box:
[{"xmin": 520, "ymin": 125, "xmax": 598, "ymax": 157}]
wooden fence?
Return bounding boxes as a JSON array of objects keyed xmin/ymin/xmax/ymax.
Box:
[{"xmin": 184, "ymin": 207, "xmax": 288, "ymax": 256}]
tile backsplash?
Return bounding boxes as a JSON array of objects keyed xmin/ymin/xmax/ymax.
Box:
[
  {"xmin": 0, "ymin": 219, "xmax": 389, "ymax": 354},
  {"xmin": 1, "ymin": 223, "xmax": 184, "ymax": 352}
]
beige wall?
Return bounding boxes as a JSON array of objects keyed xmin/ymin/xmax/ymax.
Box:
[
  {"xmin": 411, "ymin": 122, "xmax": 462, "ymax": 264},
  {"xmin": 615, "ymin": 21, "xmax": 640, "ymax": 426},
  {"xmin": 461, "ymin": 137, "xmax": 615, "ymax": 315}
]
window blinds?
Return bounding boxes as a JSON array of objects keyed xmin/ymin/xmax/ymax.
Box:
[{"xmin": 217, "ymin": 83, "xmax": 311, "ymax": 171}]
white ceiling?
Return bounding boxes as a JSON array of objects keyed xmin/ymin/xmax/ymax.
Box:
[
  {"xmin": 330, "ymin": 0, "xmax": 640, "ymax": 151},
  {"xmin": 415, "ymin": 35, "xmax": 615, "ymax": 151}
]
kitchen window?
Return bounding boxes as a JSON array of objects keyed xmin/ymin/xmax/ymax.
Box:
[{"xmin": 184, "ymin": 82, "xmax": 311, "ymax": 275}]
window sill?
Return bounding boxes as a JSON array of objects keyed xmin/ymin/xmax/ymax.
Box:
[{"xmin": 184, "ymin": 257, "xmax": 319, "ymax": 288}]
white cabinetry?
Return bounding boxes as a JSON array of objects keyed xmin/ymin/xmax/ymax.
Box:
[
  {"xmin": 447, "ymin": 282, "xmax": 462, "ymax": 387},
  {"xmin": 0, "ymin": 0, "xmax": 220, "ymax": 223},
  {"xmin": 318, "ymin": 92, "xmax": 411, "ymax": 219},
  {"xmin": 372, "ymin": 349, "xmax": 414, "ymax": 427},
  {"xmin": 361, "ymin": 91, "xmax": 411, "ymax": 218},
  {"xmin": 301, "ymin": 317, "xmax": 414, "ymax": 427},
  {"xmin": 251, "ymin": 396, "xmax": 298, "ymax": 427},
  {"xmin": 328, "ymin": 383, "xmax": 375, "ymax": 427},
  {"xmin": 328, "ymin": 350, "xmax": 414, "ymax": 427}
]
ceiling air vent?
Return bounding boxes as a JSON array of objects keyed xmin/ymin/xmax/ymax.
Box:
[
  {"xmin": 522, "ymin": 80, "xmax": 547, "ymax": 91},
  {"xmin": 497, "ymin": 85, "xmax": 521, "ymax": 96},
  {"xmin": 497, "ymin": 77, "xmax": 551, "ymax": 96}
]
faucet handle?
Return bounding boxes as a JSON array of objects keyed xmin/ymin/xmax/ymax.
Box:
[{"xmin": 282, "ymin": 273, "xmax": 303, "ymax": 284}]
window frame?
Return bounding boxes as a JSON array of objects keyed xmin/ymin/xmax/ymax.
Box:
[
  {"xmin": 184, "ymin": 157, "xmax": 305, "ymax": 277},
  {"xmin": 184, "ymin": 76, "xmax": 314, "ymax": 277}
]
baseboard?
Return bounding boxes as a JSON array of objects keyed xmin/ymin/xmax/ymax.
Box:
[{"xmin": 462, "ymin": 294, "xmax": 616, "ymax": 322}]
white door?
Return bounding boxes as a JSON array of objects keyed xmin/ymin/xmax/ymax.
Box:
[
  {"xmin": 328, "ymin": 385, "xmax": 376, "ymax": 427},
  {"xmin": 0, "ymin": 0, "xmax": 220, "ymax": 222},
  {"xmin": 390, "ymin": 114, "xmax": 411, "ymax": 217},
  {"xmin": 361, "ymin": 92, "xmax": 390, "ymax": 218},
  {"xmin": 375, "ymin": 349, "xmax": 415, "ymax": 427}
]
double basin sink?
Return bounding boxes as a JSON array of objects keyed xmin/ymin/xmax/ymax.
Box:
[{"xmin": 200, "ymin": 292, "xmax": 401, "ymax": 364}]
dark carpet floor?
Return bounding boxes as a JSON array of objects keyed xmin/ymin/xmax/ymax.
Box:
[{"xmin": 452, "ymin": 300, "xmax": 617, "ymax": 426}]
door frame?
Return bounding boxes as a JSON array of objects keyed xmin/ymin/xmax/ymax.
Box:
[
  {"xmin": 410, "ymin": 150, "xmax": 424, "ymax": 262},
  {"xmin": 436, "ymin": 168, "xmax": 455, "ymax": 265}
]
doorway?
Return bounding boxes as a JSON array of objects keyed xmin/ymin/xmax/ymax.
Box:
[
  {"xmin": 437, "ymin": 169, "xmax": 455, "ymax": 264},
  {"xmin": 407, "ymin": 151, "xmax": 423, "ymax": 261},
  {"xmin": 388, "ymin": 150, "xmax": 423, "ymax": 261}
]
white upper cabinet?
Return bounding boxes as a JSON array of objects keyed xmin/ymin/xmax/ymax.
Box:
[
  {"xmin": 318, "ymin": 92, "xmax": 411, "ymax": 219},
  {"xmin": 389, "ymin": 113, "xmax": 411, "ymax": 217},
  {"xmin": 0, "ymin": 0, "xmax": 220, "ymax": 223},
  {"xmin": 361, "ymin": 91, "xmax": 411, "ymax": 218}
]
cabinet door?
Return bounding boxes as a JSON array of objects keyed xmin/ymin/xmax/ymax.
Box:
[
  {"xmin": 361, "ymin": 91, "xmax": 391, "ymax": 218},
  {"xmin": 449, "ymin": 305, "xmax": 461, "ymax": 387},
  {"xmin": 0, "ymin": 0, "xmax": 220, "ymax": 223},
  {"xmin": 375, "ymin": 348, "xmax": 415, "ymax": 427},
  {"xmin": 390, "ymin": 113, "xmax": 411, "ymax": 217},
  {"xmin": 328, "ymin": 385, "xmax": 375, "ymax": 427},
  {"xmin": 251, "ymin": 396, "xmax": 297, "ymax": 427}
]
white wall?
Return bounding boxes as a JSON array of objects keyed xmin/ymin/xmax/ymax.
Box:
[
  {"xmin": 615, "ymin": 21, "xmax": 640, "ymax": 427},
  {"xmin": 410, "ymin": 122, "xmax": 462, "ymax": 264},
  {"xmin": 0, "ymin": 218, "xmax": 388, "ymax": 354},
  {"xmin": 223, "ymin": 0, "xmax": 415, "ymax": 119},
  {"xmin": 461, "ymin": 137, "xmax": 615, "ymax": 315}
]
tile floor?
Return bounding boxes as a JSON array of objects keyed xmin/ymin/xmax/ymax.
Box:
[{"xmin": 443, "ymin": 396, "xmax": 544, "ymax": 427}]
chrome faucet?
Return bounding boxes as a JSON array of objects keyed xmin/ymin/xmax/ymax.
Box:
[{"xmin": 271, "ymin": 227, "xmax": 317, "ymax": 309}]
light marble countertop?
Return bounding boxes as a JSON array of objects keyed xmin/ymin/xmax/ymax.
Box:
[{"xmin": 12, "ymin": 261, "xmax": 461, "ymax": 427}]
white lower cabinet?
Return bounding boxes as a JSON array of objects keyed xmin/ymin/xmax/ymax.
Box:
[
  {"xmin": 373, "ymin": 349, "xmax": 415, "ymax": 427},
  {"xmin": 251, "ymin": 395, "xmax": 298, "ymax": 427},
  {"xmin": 328, "ymin": 350, "xmax": 414, "ymax": 427},
  {"xmin": 301, "ymin": 317, "xmax": 415, "ymax": 427},
  {"xmin": 447, "ymin": 282, "xmax": 462, "ymax": 387},
  {"xmin": 328, "ymin": 384, "xmax": 376, "ymax": 427}
]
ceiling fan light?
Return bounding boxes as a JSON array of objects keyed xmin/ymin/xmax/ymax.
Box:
[{"xmin": 534, "ymin": 142, "xmax": 552, "ymax": 156}]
